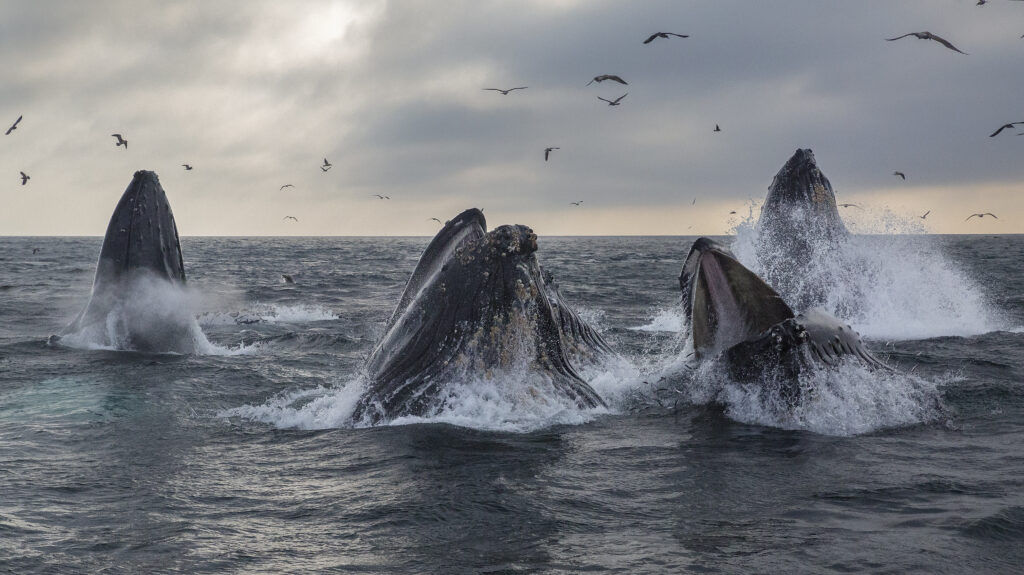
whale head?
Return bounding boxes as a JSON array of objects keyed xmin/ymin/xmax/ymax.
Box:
[
  {"xmin": 356, "ymin": 210, "xmax": 606, "ymax": 422},
  {"xmin": 60, "ymin": 170, "xmax": 198, "ymax": 353},
  {"xmin": 759, "ymin": 148, "xmax": 847, "ymax": 239}
]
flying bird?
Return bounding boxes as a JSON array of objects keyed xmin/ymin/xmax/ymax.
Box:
[
  {"xmin": 111, "ymin": 134, "xmax": 128, "ymax": 149},
  {"xmin": 283, "ymin": 216, "xmax": 298, "ymax": 221},
  {"xmin": 691, "ymin": 198, "xmax": 696, "ymax": 205},
  {"xmin": 597, "ymin": 93, "xmax": 628, "ymax": 106},
  {"xmin": 182, "ymin": 164, "xmax": 193, "ymax": 170},
  {"xmin": 893, "ymin": 171, "xmax": 906, "ymax": 180},
  {"xmin": 989, "ymin": 122, "xmax": 1024, "ymax": 137},
  {"xmin": 919, "ymin": 210, "xmax": 931, "ymax": 220},
  {"xmin": 965, "ymin": 213, "xmax": 997, "ymax": 221},
  {"xmin": 586, "ymin": 75, "xmax": 627, "ymax": 86},
  {"xmin": 483, "ymin": 87, "xmax": 528, "ymax": 95},
  {"xmin": 838, "ymin": 203, "xmax": 862, "ymax": 209},
  {"xmin": 19, "ymin": 171, "xmax": 29, "ymax": 185},
  {"xmin": 321, "ymin": 158, "xmax": 332, "ymax": 171},
  {"xmin": 373, "ymin": 194, "xmax": 391, "ymax": 199},
  {"xmin": 282, "ymin": 274, "xmax": 295, "ymax": 284},
  {"xmin": 643, "ymin": 32, "xmax": 689, "ymax": 44},
  {"xmin": 280, "ymin": 184, "xmax": 294, "ymax": 190},
  {"xmin": 885, "ymin": 31, "xmax": 967, "ymax": 55},
  {"xmin": 429, "ymin": 217, "xmax": 442, "ymax": 224},
  {"xmin": 5, "ymin": 115, "xmax": 22, "ymax": 135},
  {"xmin": 544, "ymin": 147, "xmax": 559, "ymax": 161},
  {"xmin": 570, "ymin": 201, "xmax": 583, "ymax": 206},
  {"xmin": 714, "ymin": 124, "xmax": 721, "ymax": 132}
]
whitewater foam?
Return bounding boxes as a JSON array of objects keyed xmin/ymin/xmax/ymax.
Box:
[
  {"xmin": 197, "ymin": 303, "xmax": 339, "ymax": 326},
  {"xmin": 221, "ymin": 350, "xmax": 645, "ymax": 433},
  {"xmin": 629, "ymin": 308, "xmax": 684, "ymax": 333},
  {"xmin": 661, "ymin": 356, "xmax": 944, "ymax": 436}
]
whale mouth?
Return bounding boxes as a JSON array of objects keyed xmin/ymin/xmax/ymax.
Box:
[
  {"xmin": 357, "ymin": 214, "xmax": 605, "ymax": 423},
  {"xmin": 680, "ymin": 238, "xmax": 794, "ymax": 358}
]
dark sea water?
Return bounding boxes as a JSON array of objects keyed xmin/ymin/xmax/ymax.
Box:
[{"xmin": 1, "ymin": 234, "xmax": 1022, "ymax": 574}]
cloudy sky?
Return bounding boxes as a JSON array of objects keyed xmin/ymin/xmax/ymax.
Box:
[{"xmin": 1, "ymin": 0, "xmax": 1022, "ymax": 236}]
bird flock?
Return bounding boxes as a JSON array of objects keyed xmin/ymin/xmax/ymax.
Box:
[
  {"xmin": 4, "ymin": 10, "xmax": 1020, "ymax": 231},
  {"xmin": 470, "ymin": 22, "xmax": 1017, "ymax": 225}
]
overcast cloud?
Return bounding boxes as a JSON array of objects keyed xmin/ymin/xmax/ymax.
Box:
[{"xmin": 1, "ymin": 0, "xmax": 1022, "ymax": 235}]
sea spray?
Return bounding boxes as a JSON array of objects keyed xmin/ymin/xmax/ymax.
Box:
[{"xmin": 731, "ymin": 211, "xmax": 1004, "ymax": 340}]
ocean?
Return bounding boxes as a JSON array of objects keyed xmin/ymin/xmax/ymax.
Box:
[{"xmin": 1, "ymin": 233, "xmax": 1022, "ymax": 574}]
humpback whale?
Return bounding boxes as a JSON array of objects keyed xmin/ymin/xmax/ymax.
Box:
[
  {"xmin": 353, "ymin": 208, "xmax": 608, "ymax": 423},
  {"xmin": 681, "ymin": 237, "xmax": 888, "ymax": 398},
  {"xmin": 60, "ymin": 170, "xmax": 201, "ymax": 353},
  {"xmin": 754, "ymin": 148, "xmax": 849, "ymax": 311}
]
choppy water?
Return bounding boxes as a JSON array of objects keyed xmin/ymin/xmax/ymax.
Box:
[{"xmin": 1, "ymin": 234, "xmax": 1022, "ymax": 574}]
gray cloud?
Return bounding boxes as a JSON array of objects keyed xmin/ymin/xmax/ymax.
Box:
[{"xmin": 1, "ymin": 0, "xmax": 1022, "ymax": 235}]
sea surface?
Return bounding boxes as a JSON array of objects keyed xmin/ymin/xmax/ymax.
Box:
[{"xmin": 1, "ymin": 234, "xmax": 1022, "ymax": 574}]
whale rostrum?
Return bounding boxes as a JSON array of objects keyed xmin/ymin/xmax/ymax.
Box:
[{"xmin": 60, "ymin": 170, "xmax": 199, "ymax": 353}]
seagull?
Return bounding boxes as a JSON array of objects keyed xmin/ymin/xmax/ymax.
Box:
[
  {"xmin": 989, "ymin": 122, "xmax": 1024, "ymax": 137},
  {"xmin": 893, "ymin": 171, "xmax": 906, "ymax": 180},
  {"xmin": 283, "ymin": 216, "xmax": 298, "ymax": 221},
  {"xmin": 977, "ymin": 0, "xmax": 987, "ymax": 5},
  {"xmin": 965, "ymin": 213, "xmax": 997, "ymax": 221},
  {"xmin": 5, "ymin": 115, "xmax": 22, "ymax": 135},
  {"xmin": 643, "ymin": 32, "xmax": 689, "ymax": 44},
  {"xmin": 691, "ymin": 198, "xmax": 696, "ymax": 205},
  {"xmin": 838, "ymin": 203, "xmax": 862, "ymax": 209},
  {"xmin": 280, "ymin": 184, "xmax": 294, "ymax": 190},
  {"xmin": 728, "ymin": 210, "xmax": 737, "ymax": 215},
  {"xmin": 373, "ymin": 194, "xmax": 391, "ymax": 199},
  {"xmin": 714, "ymin": 124, "xmax": 721, "ymax": 132},
  {"xmin": 919, "ymin": 210, "xmax": 931, "ymax": 219},
  {"xmin": 19, "ymin": 171, "xmax": 29, "ymax": 185},
  {"xmin": 32, "ymin": 248, "xmax": 39, "ymax": 254},
  {"xmin": 429, "ymin": 217, "xmax": 442, "ymax": 224},
  {"xmin": 321, "ymin": 158, "xmax": 332, "ymax": 172},
  {"xmin": 282, "ymin": 274, "xmax": 295, "ymax": 284},
  {"xmin": 570, "ymin": 201, "xmax": 583, "ymax": 206},
  {"xmin": 544, "ymin": 147, "xmax": 559, "ymax": 161},
  {"xmin": 586, "ymin": 74, "xmax": 627, "ymax": 86},
  {"xmin": 182, "ymin": 164, "xmax": 193, "ymax": 170},
  {"xmin": 597, "ymin": 93, "xmax": 628, "ymax": 106},
  {"xmin": 483, "ymin": 87, "xmax": 528, "ymax": 95},
  {"xmin": 111, "ymin": 134, "xmax": 128, "ymax": 149},
  {"xmin": 885, "ymin": 31, "xmax": 967, "ymax": 55}
]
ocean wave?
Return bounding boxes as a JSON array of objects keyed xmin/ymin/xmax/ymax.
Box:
[
  {"xmin": 197, "ymin": 303, "xmax": 339, "ymax": 326},
  {"xmin": 628, "ymin": 308, "xmax": 684, "ymax": 333}
]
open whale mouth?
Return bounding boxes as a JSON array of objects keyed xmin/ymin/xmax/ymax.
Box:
[{"xmin": 680, "ymin": 238, "xmax": 794, "ymax": 358}]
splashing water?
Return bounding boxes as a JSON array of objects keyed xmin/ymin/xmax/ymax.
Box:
[
  {"xmin": 659, "ymin": 355, "xmax": 945, "ymax": 437},
  {"xmin": 222, "ymin": 365, "xmax": 630, "ymax": 433},
  {"xmin": 57, "ymin": 275, "xmax": 253, "ymax": 356},
  {"xmin": 730, "ymin": 209, "xmax": 1004, "ymax": 340},
  {"xmin": 197, "ymin": 303, "xmax": 339, "ymax": 326},
  {"xmin": 629, "ymin": 308, "xmax": 684, "ymax": 333}
]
